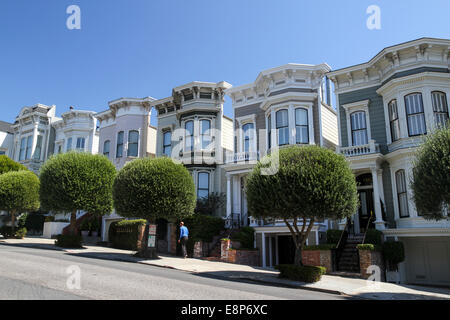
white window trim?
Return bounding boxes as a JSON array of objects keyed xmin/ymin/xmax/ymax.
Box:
[
  {"xmin": 198, "ymin": 117, "xmax": 214, "ymax": 151},
  {"xmin": 236, "ymin": 114, "xmax": 256, "ymax": 154},
  {"xmin": 127, "ymin": 129, "xmax": 140, "ymax": 158},
  {"xmin": 342, "ymin": 99, "xmax": 371, "ymax": 146}
]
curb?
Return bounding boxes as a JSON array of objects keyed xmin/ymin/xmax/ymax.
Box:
[{"xmin": 0, "ymin": 242, "xmax": 64, "ymax": 252}]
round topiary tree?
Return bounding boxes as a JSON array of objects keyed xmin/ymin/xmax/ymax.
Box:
[
  {"xmin": 246, "ymin": 145, "xmax": 358, "ymax": 266},
  {"xmin": 39, "ymin": 152, "xmax": 117, "ymax": 236},
  {"xmin": 411, "ymin": 125, "xmax": 450, "ymax": 220},
  {"xmin": 0, "ymin": 170, "xmax": 40, "ymax": 235},
  {"xmin": 113, "ymin": 157, "xmax": 196, "ymax": 258},
  {"xmin": 0, "ymin": 155, "xmax": 27, "ymax": 175}
]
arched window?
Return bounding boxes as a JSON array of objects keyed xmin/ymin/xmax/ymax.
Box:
[
  {"xmin": 185, "ymin": 121, "xmax": 194, "ymax": 152},
  {"xmin": 127, "ymin": 130, "xmax": 139, "ymax": 157},
  {"xmin": 242, "ymin": 123, "xmax": 254, "ymax": 153},
  {"xmin": 76, "ymin": 137, "xmax": 85, "ymax": 151},
  {"xmin": 163, "ymin": 131, "xmax": 172, "ymax": 157},
  {"xmin": 116, "ymin": 131, "xmax": 124, "ymax": 158},
  {"xmin": 200, "ymin": 119, "xmax": 211, "ymax": 150},
  {"xmin": 295, "ymin": 108, "xmax": 309, "ymax": 144},
  {"xmin": 431, "ymin": 91, "xmax": 449, "ymax": 127},
  {"xmin": 388, "ymin": 100, "xmax": 400, "ymax": 142},
  {"xmin": 405, "ymin": 93, "xmax": 426, "ymax": 136},
  {"xmin": 276, "ymin": 109, "xmax": 289, "ymax": 146},
  {"xmin": 197, "ymin": 172, "xmax": 210, "ymax": 199},
  {"xmin": 395, "ymin": 169, "xmax": 409, "ymax": 218},
  {"xmin": 350, "ymin": 111, "xmax": 368, "ymax": 146},
  {"xmin": 103, "ymin": 140, "xmax": 110, "ymax": 158}
]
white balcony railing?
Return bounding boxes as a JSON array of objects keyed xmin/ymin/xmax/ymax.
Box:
[
  {"xmin": 338, "ymin": 139, "xmax": 379, "ymax": 157},
  {"xmin": 225, "ymin": 151, "xmax": 259, "ymax": 164}
]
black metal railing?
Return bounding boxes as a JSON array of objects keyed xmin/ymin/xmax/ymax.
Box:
[{"xmin": 334, "ymin": 220, "xmax": 350, "ymax": 271}]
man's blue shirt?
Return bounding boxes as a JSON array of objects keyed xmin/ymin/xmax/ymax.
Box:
[{"xmin": 180, "ymin": 226, "xmax": 189, "ymax": 239}]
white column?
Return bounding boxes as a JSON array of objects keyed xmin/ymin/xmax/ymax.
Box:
[
  {"xmin": 31, "ymin": 121, "xmax": 39, "ymax": 158},
  {"xmin": 261, "ymin": 232, "xmax": 266, "ymax": 268},
  {"xmin": 275, "ymin": 236, "xmax": 279, "ymax": 265},
  {"xmin": 315, "ymin": 230, "xmax": 319, "ymax": 245},
  {"xmin": 371, "ymin": 166, "xmax": 385, "ymax": 230},
  {"xmin": 269, "ymin": 236, "xmax": 273, "ymax": 267},
  {"xmin": 226, "ymin": 174, "xmax": 232, "ymax": 218}
]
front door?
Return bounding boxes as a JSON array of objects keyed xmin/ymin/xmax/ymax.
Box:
[{"xmin": 358, "ymin": 189, "xmax": 375, "ymax": 234}]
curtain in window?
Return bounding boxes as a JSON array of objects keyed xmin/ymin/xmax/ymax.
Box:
[
  {"xmin": 432, "ymin": 91, "xmax": 449, "ymax": 128},
  {"xmin": 295, "ymin": 108, "xmax": 309, "ymax": 144},
  {"xmin": 276, "ymin": 110, "xmax": 289, "ymax": 146},
  {"xmin": 350, "ymin": 111, "xmax": 368, "ymax": 146},
  {"xmin": 405, "ymin": 93, "xmax": 426, "ymax": 136}
]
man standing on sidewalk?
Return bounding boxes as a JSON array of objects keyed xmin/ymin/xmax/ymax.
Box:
[{"xmin": 178, "ymin": 221, "xmax": 189, "ymax": 258}]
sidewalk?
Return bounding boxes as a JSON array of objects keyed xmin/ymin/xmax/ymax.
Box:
[{"xmin": 1, "ymin": 237, "xmax": 450, "ymax": 300}]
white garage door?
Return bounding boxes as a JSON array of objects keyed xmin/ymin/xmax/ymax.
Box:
[{"xmin": 403, "ymin": 237, "xmax": 450, "ymax": 286}]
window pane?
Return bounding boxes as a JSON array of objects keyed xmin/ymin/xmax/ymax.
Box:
[
  {"xmin": 201, "ymin": 120, "xmax": 211, "ymax": 149},
  {"xmin": 128, "ymin": 143, "xmax": 138, "ymax": 157},
  {"xmin": 19, "ymin": 138, "xmax": 26, "ymax": 161},
  {"xmin": 432, "ymin": 92, "xmax": 449, "ymax": 127},
  {"xmin": 295, "ymin": 108, "xmax": 308, "ymax": 126},
  {"xmin": 128, "ymin": 131, "xmax": 139, "ymax": 144},
  {"xmin": 185, "ymin": 121, "xmax": 193, "ymax": 151},
  {"xmin": 276, "ymin": 110, "xmax": 288, "ymax": 128},
  {"xmin": 198, "ymin": 172, "xmax": 209, "ymax": 189},
  {"xmin": 33, "ymin": 135, "xmax": 43, "ymax": 160},
  {"xmin": 26, "ymin": 136, "xmax": 33, "ymax": 159},
  {"xmin": 163, "ymin": 131, "xmax": 172, "ymax": 146},
  {"xmin": 116, "ymin": 132, "xmax": 124, "ymax": 158},
  {"xmin": 104, "ymin": 140, "xmax": 110, "ymax": 154},
  {"xmin": 396, "ymin": 170, "xmax": 409, "ymax": 218},
  {"xmin": 296, "ymin": 126, "xmax": 308, "ymax": 144},
  {"xmin": 117, "ymin": 132, "xmax": 124, "ymax": 144}
]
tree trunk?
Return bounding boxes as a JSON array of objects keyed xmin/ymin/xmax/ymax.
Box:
[
  {"xmin": 70, "ymin": 210, "xmax": 78, "ymax": 235},
  {"xmin": 10, "ymin": 210, "xmax": 16, "ymax": 235},
  {"xmin": 294, "ymin": 245, "xmax": 303, "ymax": 266},
  {"xmin": 138, "ymin": 221, "xmax": 158, "ymax": 259}
]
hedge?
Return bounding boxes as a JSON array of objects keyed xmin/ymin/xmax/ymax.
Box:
[
  {"xmin": 275, "ymin": 264, "xmax": 326, "ymax": 283},
  {"xmin": 356, "ymin": 243, "xmax": 381, "ymax": 251},
  {"xmin": 55, "ymin": 234, "xmax": 82, "ymax": 248},
  {"xmin": 108, "ymin": 219, "xmax": 147, "ymax": 250},
  {"xmin": 326, "ymin": 229, "xmax": 343, "ymax": 244},
  {"xmin": 303, "ymin": 244, "xmax": 336, "ymax": 251},
  {"xmin": 382, "ymin": 241, "xmax": 405, "ymax": 265},
  {"xmin": 0, "ymin": 226, "xmax": 27, "ymax": 239},
  {"xmin": 231, "ymin": 226, "xmax": 255, "ymax": 249},
  {"xmin": 363, "ymin": 229, "xmax": 383, "ymax": 245}
]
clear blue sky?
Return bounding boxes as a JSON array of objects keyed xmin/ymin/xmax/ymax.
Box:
[{"xmin": 0, "ymin": 0, "xmax": 448, "ymax": 126}]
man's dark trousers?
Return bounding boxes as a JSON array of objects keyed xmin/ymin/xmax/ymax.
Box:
[{"xmin": 181, "ymin": 236, "xmax": 188, "ymax": 257}]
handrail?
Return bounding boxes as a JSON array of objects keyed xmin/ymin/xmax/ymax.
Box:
[
  {"xmin": 362, "ymin": 211, "xmax": 374, "ymax": 244},
  {"xmin": 336, "ymin": 219, "xmax": 349, "ymax": 249}
]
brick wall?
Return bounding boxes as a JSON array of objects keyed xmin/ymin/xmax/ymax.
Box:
[
  {"xmin": 302, "ymin": 250, "xmax": 333, "ymax": 273},
  {"xmin": 169, "ymin": 223, "xmax": 177, "ymax": 254},
  {"xmin": 220, "ymin": 239, "xmax": 260, "ymax": 266},
  {"xmin": 359, "ymin": 249, "xmax": 385, "ymax": 281}
]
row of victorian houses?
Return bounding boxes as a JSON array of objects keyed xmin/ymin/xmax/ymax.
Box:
[{"xmin": 0, "ymin": 37, "xmax": 449, "ymax": 286}]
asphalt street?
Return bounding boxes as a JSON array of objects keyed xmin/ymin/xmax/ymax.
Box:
[{"xmin": 0, "ymin": 244, "xmax": 347, "ymax": 300}]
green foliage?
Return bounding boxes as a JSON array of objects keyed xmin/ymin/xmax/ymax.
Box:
[
  {"xmin": 183, "ymin": 214, "xmax": 225, "ymax": 242},
  {"xmin": 80, "ymin": 219, "xmax": 90, "ymax": 231},
  {"xmin": 113, "ymin": 157, "xmax": 196, "ymax": 222},
  {"xmin": 45, "ymin": 216, "xmax": 55, "ymax": 222},
  {"xmin": 39, "ymin": 152, "xmax": 116, "ymax": 216},
  {"xmin": 108, "ymin": 219, "xmax": 147, "ymax": 250},
  {"xmin": 55, "ymin": 234, "xmax": 83, "ymax": 248},
  {"xmin": 246, "ymin": 145, "xmax": 358, "ymax": 223},
  {"xmin": 23, "ymin": 212, "xmax": 46, "ymax": 232},
  {"xmin": 90, "ymin": 217, "xmax": 100, "ymax": 232},
  {"xmin": 326, "ymin": 229, "xmax": 343, "ymax": 244},
  {"xmin": 357, "ymin": 244, "xmax": 381, "ymax": 251},
  {"xmin": 195, "ymin": 192, "xmax": 226, "ymax": 215},
  {"xmin": 0, "ymin": 226, "xmax": 27, "ymax": 239},
  {"xmin": 382, "ymin": 241, "xmax": 405, "ymax": 266},
  {"xmin": 303, "ymin": 244, "xmax": 336, "ymax": 251},
  {"xmin": 231, "ymin": 227, "xmax": 255, "ymax": 249},
  {"xmin": 411, "ymin": 125, "xmax": 450, "ymax": 220},
  {"xmin": 275, "ymin": 264, "xmax": 326, "ymax": 283},
  {"xmin": 0, "ymin": 170, "xmax": 40, "ymax": 213},
  {"xmin": 0, "ymin": 155, "xmax": 27, "ymax": 175},
  {"xmin": 18, "ymin": 213, "xmax": 28, "ymax": 229},
  {"xmin": 364, "ymin": 229, "xmax": 383, "ymax": 245}
]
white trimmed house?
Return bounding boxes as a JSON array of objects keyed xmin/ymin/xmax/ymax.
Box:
[
  {"xmin": 224, "ymin": 63, "xmax": 339, "ymax": 267},
  {"xmin": 328, "ymin": 38, "xmax": 450, "ymax": 286}
]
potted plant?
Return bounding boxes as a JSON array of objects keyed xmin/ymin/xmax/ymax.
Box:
[
  {"xmin": 80, "ymin": 219, "xmax": 90, "ymax": 237},
  {"xmin": 382, "ymin": 241, "xmax": 405, "ymax": 284},
  {"xmin": 90, "ymin": 217, "xmax": 100, "ymax": 237}
]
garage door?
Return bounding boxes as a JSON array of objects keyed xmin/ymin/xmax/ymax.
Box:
[{"xmin": 403, "ymin": 237, "xmax": 450, "ymax": 286}]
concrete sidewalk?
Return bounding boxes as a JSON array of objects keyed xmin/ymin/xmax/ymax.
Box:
[{"xmin": 1, "ymin": 237, "xmax": 450, "ymax": 300}]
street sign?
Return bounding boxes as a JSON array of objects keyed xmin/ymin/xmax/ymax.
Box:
[
  {"xmin": 148, "ymin": 224, "xmax": 157, "ymax": 235},
  {"xmin": 148, "ymin": 235, "xmax": 156, "ymax": 248}
]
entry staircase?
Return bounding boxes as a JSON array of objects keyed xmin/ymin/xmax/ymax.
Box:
[{"xmin": 336, "ymin": 233, "xmax": 364, "ymax": 273}]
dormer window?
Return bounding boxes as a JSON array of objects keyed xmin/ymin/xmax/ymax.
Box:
[
  {"xmin": 405, "ymin": 93, "xmax": 426, "ymax": 136},
  {"xmin": 432, "ymin": 91, "xmax": 449, "ymax": 128},
  {"xmin": 350, "ymin": 111, "xmax": 368, "ymax": 146}
]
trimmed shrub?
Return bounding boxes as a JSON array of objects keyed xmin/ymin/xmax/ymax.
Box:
[
  {"xmin": 23, "ymin": 212, "xmax": 46, "ymax": 233},
  {"xmin": 231, "ymin": 227, "xmax": 255, "ymax": 249},
  {"xmin": 0, "ymin": 155, "xmax": 27, "ymax": 175},
  {"xmin": 183, "ymin": 214, "xmax": 226, "ymax": 256},
  {"xmin": 326, "ymin": 229, "xmax": 343, "ymax": 245},
  {"xmin": 303, "ymin": 244, "xmax": 336, "ymax": 251},
  {"xmin": 382, "ymin": 241, "xmax": 405, "ymax": 268},
  {"xmin": 0, "ymin": 226, "xmax": 27, "ymax": 239},
  {"xmin": 364, "ymin": 229, "xmax": 383, "ymax": 245},
  {"xmin": 108, "ymin": 219, "xmax": 147, "ymax": 250},
  {"xmin": 357, "ymin": 243, "xmax": 381, "ymax": 251},
  {"xmin": 55, "ymin": 234, "xmax": 82, "ymax": 248},
  {"xmin": 275, "ymin": 264, "xmax": 326, "ymax": 283}
]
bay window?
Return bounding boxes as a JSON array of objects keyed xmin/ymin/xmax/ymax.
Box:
[
  {"xmin": 25, "ymin": 136, "xmax": 33, "ymax": 159},
  {"xmin": 276, "ymin": 109, "xmax": 289, "ymax": 146},
  {"xmin": 405, "ymin": 93, "xmax": 426, "ymax": 136},
  {"xmin": 116, "ymin": 131, "xmax": 124, "ymax": 158},
  {"xmin": 350, "ymin": 111, "xmax": 368, "ymax": 146},
  {"xmin": 33, "ymin": 135, "xmax": 43, "ymax": 160},
  {"xmin": 76, "ymin": 137, "xmax": 85, "ymax": 151},
  {"xmin": 295, "ymin": 108, "xmax": 309, "ymax": 144},
  {"xmin": 163, "ymin": 131, "xmax": 172, "ymax": 157},
  {"xmin": 127, "ymin": 130, "xmax": 139, "ymax": 157},
  {"xmin": 185, "ymin": 121, "xmax": 194, "ymax": 152},
  {"xmin": 200, "ymin": 119, "xmax": 211, "ymax": 150},
  {"xmin": 432, "ymin": 91, "xmax": 449, "ymax": 128},
  {"xmin": 388, "ymin": 100, "xmax": 400, "ymax": 142}
]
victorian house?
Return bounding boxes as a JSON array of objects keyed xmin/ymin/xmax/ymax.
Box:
[
  {"xmin": 224, "ymin": 63, "xmax": 338, "ymax": 267},
  {"xmin": 327, "ymin": 38, "xmax": 450, "ymax": 286},
  {"xmin": 0, "ymin": 120, "xmax": 14, "ymax": 158},
  {"xmin": 96, "ymin": 97, "xmax": 157, "ymax": 241}
]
